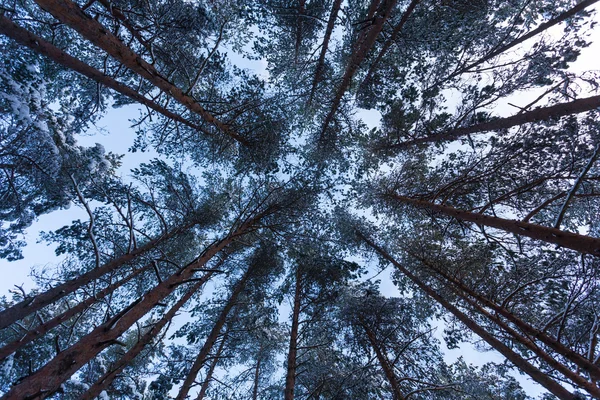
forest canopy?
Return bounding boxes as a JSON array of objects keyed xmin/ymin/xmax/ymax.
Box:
[{"xmin": 1, "ymin": 0, "xmax": 600, "ymax": 399}]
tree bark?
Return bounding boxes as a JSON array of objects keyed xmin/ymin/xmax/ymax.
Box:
[
  {"xmin": 390, "ymin": 194, "xmax": 600, "ymax": 256},
  {"xmin": 294, "ymin": 0, "xmax": 306, "ymax": 65},
  {"xmin": 195, "ymin": 330, "xmax": 228, "ymax": 400},
  {"xmin": 384, "ymin": 94, "xmax": 600, "ymax": 149},
  {"xmin": 32, "ymin": 0, "xmax": 249, "ymax": 146},
  {"xmin": 1, "ymin": 216, "xmax": 258, "ymax": 400},
  {"xmin": 175, "ymin": 266, "xmax": 254, "ymax": 400},
  {"xmin": 0, "ymin": 15, "xmax": 212, "ymax": 137},
  {"xmin": 360, "ymin": 0, "xmax": 421, "ymax": 90},
  {"xmin": 80, "ymin": 273, "xmax": 213, "ymax": 400},
  {"xmin": 0, "ymin": 222, "xmax": 195, "ymax": 331},
  {"xmin": 284, "ymin": 267, "xmax": 302, "ymax": 400},
  {"xmin": 410, "ymin": 251, "xmax": 600, "ymax": 380},
  {"xmin": 308, "ymin": 0, "xmax": 342, "ymax": 105},
  {"xmin": 252, "ymin": 347, "xmax": 263, "ymax": 400},
  {"xmin": 319, "ymin": 0, "xmax": 398, "ymax": 140},
  {"xmin": 0, "ymin": 262, "xmax": 152, "ymax": 361},
  {"xmin": 358, "ymin": 231, "xmax": 578, "ymax": 400},
  {"xmin": 361, "ymin": 322, "xmax": 406, "ymax": 400}
]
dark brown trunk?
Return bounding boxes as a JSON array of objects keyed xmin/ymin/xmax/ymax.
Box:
[
  {"xmin": 386, "ymin": 94, "xmax": 600, "ymax": 149},
  {"xmin": 0, "ymin": 222, "xmax": 194, "ymax": 331},
  {"xmin": 33, "ymin": 0, "xmax": 249, "ymax": 146},
  {"xmin": 319, "ymin": 0, "xmax": 398, "ymax": 140},
  {"xmin": 308, "ymin": 0, "xmax": 342, "ymax": 105},
  {"xmin": 360, "ymin": 0, "xmax": 420, "ymax": 89},
  {"xmin": 0, "ymin": 16, "xmax": 211, "ymax": 137},
  {"xmin": 252, "ymin": 347, "xmax": 263, "ymax": 400},
  {"xmin": 294, "ymin": 0, "xmax": 306, "ymax": 65},
  {"xmin": 284, "ymin": 268, "xmax": 302, "ymax": 400},
  {"xmin": 176, "ymin": 267, "xmax": 253, "ymax": 400},
  {"xmin": 0, "ymin": 263, "xmax": 152, "ymax": 361},
  {"xmin": 80, "ymin": 273, "xmax": 213, "ymax": 400},
  {"xmin": 438, "ymin": 0, "xmax": 599, "ymax": 85},
  {"xmin": 391, "ymin": 194, "xmax": 600, "ymax": 256},
  {"xmin": 195, "ymin": 329, "xmax": 228, "ymax": 400},
  {"xmin": 1, "ymin": 217, "xmax": 258, "ymax": 400},
  {"xmin": 358, "ymin": 232, "xmax": 578, "ymax": 400},
  {"xmin": 362, "ymin": 323, "xmax": 406, "ymax": 400},
  {"xmin": 412, "ymin": 252, "xmax": 600, "ymax": 380}
]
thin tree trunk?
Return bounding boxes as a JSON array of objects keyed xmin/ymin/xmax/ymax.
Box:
[
  {"xmin": 383, "ymin": 94, "xmax": 600, "ymax": 149},
  {"xmin": 360, "ymin": 0, "xmax": 420, "ymax": 90},
  {"xmin": 195, "ymin": 330, "xmax": 228, "ymax": 400},
  {"xmin": 33, "ymin": 0, "xmax": 249, "ymax": 146},
  {"xmin": 294, "ymin": 0, "xmax": 306, "ymax": 65},
  {"xmin": 308, "ymin": 0, "xmax": 342, "ymax": 105},
  {"xmin": 0, "ymin": 15, "xmax": 212, "ymax": 137},
  {"xmin": 410, "ymin": 251, "xmax": 600, "ymax": 379},
  {"xmin": 436, "ymin": 0, "xmax": 599, "ymax": 86},
  {"xmin": 176, "ymin": 266, "xmax": 254, "ymax": 400},
  {"xmin": 284, "ymin": 267, "xmax": 302, "ymax": 400},
  {"xmin": 358, "ymin": 232, "xmax": 578, "ymax": 400},
  {"xmin": 319, "ymin": 0, "xmax": 398, "ymax": 140},
  {"xmin": 0, "ymin": 221, "xmax": 195, "ymax": 331},
  {"xmin": 0, "ymin": 262, "xmax": 152, "ymax": 361},
  {"xmin": 1, "ymin": 216, "xmax": 259, "ymax": 400},
  {"xmin": 390, "ymin": 194, "xmax": 600, "ymax": 256},
  {"xmin": 252, "ymin": 347, "xmax": 263, "ymax": 400},
  {"xmin": 80, "ymin": 273, "xmax": 213, "ymax": 400},
  {"xmin": 361, "ymin": 322, "xmax": 406, "ymax": 400}
]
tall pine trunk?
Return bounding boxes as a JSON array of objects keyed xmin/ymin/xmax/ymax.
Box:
[
  {"xmin": 390, "ymin": 194, "xmax": 600, "ymax": 256},
  {"xmin": 175, "ymin": 266, "xmax": 254, "ymax": 400},
  {"xmin": 284, "ymin": 267, "xmax": 302, "ymax": 400},
  {"xmin": 195, "ymin": 329, "xmax": 229, "ymax": 400},
  {"xmin": 358, "ymin": 231, "xmax": 578, "ymax": 400}
]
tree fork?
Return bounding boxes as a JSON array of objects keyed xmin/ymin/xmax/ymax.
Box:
[
  {"xmin": 0, "ymin": 222, "xmax": 196, "ymax": 331},
  {"xmin": 31, "ymin": 0, "xmax": 249, "ymax": 146},
  {"xmin": 390, "ymin": 194, "xmax": 600, "ymax": 256},
  {"xmin": 358, "ymin": 231, "xmax": 578, "ymax": 400},
  {"xmin": 1, "ymin": 216, "xmax": 259, "ymax": 400}
]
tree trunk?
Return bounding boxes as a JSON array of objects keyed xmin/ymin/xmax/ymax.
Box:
[
  {"xmin": 176, "ymin": 266, "xmax": 254, "ymax": 400},
  {"xmin": 358, "ymin": 231, "xmax": 578, "ymax": 400},
  {"xmin": 294, "ymin": 0, "xmax": 306, "ymax": 65},
  {"xmin": 252, "ymin": 347, "xmax": 263, "ymax": 400},
  {"xmin": 284, "ymin": 267, "xmax": 302, "ymax": 400},
  {"xmin": 385, "ymin": 94, "xmax": 600, "ymax": 149},
  {"xmin": 308, "ymin": 0, "xmax": 342, "ymax": 105},
  {"xmin": 390, "ymin": 194, "xmax": 600, "ymax": 256},
  {"xmin": 80, "ymin": 272, "xmax": 213, "ymax": 400},
  {"xmin": 0, "ymin": 15, "xmax": 211, "ymax": 137},
  {"xmin": 33, "ymin": 0, "xmax": 249, "ymax": 146},
  {"xmin": 195, "ymin": 328, "xmax": 228, "ymax": 400},
  {"xmin": 319, "ymin": 0, "xmax": 398, "ymax": 140},
  {"xmin": 0, "ymin": 262, "xmax": 152, "ymax": 361},
  {"xmin": 411, "ymin": 251, "xmax": 600, "ymax": 380},
  {"xmin": 360, "ymin": 0, "xmax": 421, "ymax": 90},
  {"xmin": 361, "ymin": 322, "xmax": 406, "ymax": 400},
  {"xmin": 1, "ymin": 216, "xmax": 258, "ymax": 400},
  {"xmin": 0, "ymin": 222, "xmax": 195, "ymax": 331}
]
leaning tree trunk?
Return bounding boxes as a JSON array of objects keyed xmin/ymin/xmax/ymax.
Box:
[
  {"xmin": 284, "ymin": 267, "xmax": 303, "ymax": 400},
  {"xmin": 0, "ymin": 16, "xmax": 212, "ymax": 137},
  {"xmin": 33, "ymin": 0, "xmax": 249, "ymax": 146},
  {"xmin": 410, "ymin": 251, "xmax": 600, "ymax": 379},
  {"xmin": 0, "ymin": 262, "xmax": 153, "ymax": 361},
  {"xmin": 1, "ymin": 216, "xmax": 260, "ymax": 400},
  {"xmin": 80, "ymin": 271, "xmax": 215, "ymax": 400},
  {"xmin": 308, "ymin": 0, "xmax": 342, "ymax": 105},
  {"xmin": 319, "ymin": 0, "xmax": 398, "ymax": 140},
  {"xmin": 252, "ymin": 346, "xmax": 263, "ymax": 400},
  {"xmin": 384, "ymin": 94, "xmax": 600, "ymax": 149},
  {"xmin": 175, "ymin": 266, "xmax": 254, "ymax": 400},
  {"xmin": 390, "ymin": 194, "xmax": 600, "ymax": 256},
  {"xmin": 358, "ymin": 231, "xmax": 579, "ymax": 400},
  {"xmin": 195, "ymin": 329, "xmax": 229, "ymax": 400},
  {"xmin": 0, "ymin": 221, "xmax": 195, "ymax": 331},
  {"xmin": 361, "ymin": 322, "xmax": 406, "ymax": 400}
]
